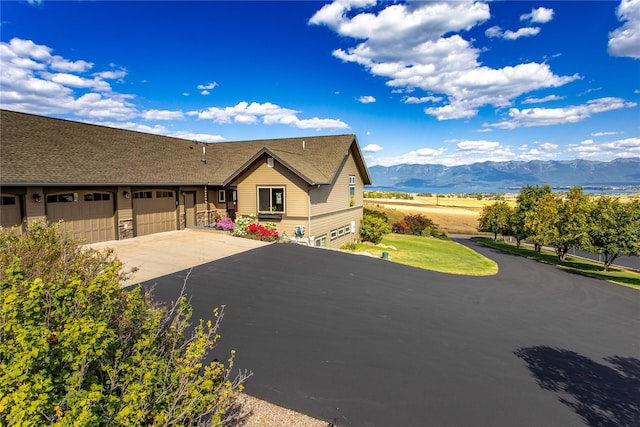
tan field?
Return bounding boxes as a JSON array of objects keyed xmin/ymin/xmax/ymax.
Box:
[
  {"xmin": 365, "ymin": 196, "xmax": 486, "ymax": 234},
  {"xmin": 365, "ymin": 192, "xmax": 639, "ymax": 235}
]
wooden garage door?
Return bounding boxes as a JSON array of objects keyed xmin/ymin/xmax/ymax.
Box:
[
  {"xmin": 46, "ymin": 191, "xmax": 115, "ymax": 243},
  {"xmin": 1, "ymin": 194, "xmax": 22, "ymax": 231},
  {"xmin": 133, "ymin": 190, "xmax": 177, "ymax": 236}
]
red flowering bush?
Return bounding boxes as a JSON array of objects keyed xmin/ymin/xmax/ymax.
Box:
[{"xmin": 246, "ymin": 223, "xmax": 279, "ymax": 242}]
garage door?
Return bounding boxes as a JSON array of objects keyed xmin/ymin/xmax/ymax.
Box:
[
  {"xmin": 1, "ymin": 193, "xmax": 23, "ymax": 231},
  {"xmin": 46, "ymin": 191, "xmax": 115, "ymax": 243},
  {"xmin": 132, "ymin": 190, "xmax": 177, "ymax": 236}
]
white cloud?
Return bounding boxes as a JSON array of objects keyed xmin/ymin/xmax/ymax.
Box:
[
  {"xmin": 520, "ymin": 7, "xmax": 554, "ymax": 24},
  {"xmin": 568, "ymin": 136, "xmax": 640, "ymax": 159},
  {"xmin": 310, "ymin": 1, "xmax": 575, "ymax": 120},
  {"xmin": 592, "ymin": 131, "xmax": 622, "ymax": 137},
  {"xmin": 485, "ymin": 26, "xmax": 540, "ymax": 40},
  {"xmin": 521, "ymin": 94, "xmax": 564, "ymax": 104},
  {"xmin": 486, "ymin": 97, "xmax": 637, "ymax": 129},
  {"xmin": 362, "ymin": 143, "xmax": 383, "ymax": 152},
  {"xmin": 539, "ymin": 142, "xmax": 559, "ymax": 151},
  {"xmin": 94, "ymin": 70, "xmax": 127, "ymax": 80},
  {"xmin": 142, "ymin": 109, "xmax": 185, "ymax": 120},
  {"xmin": 402, "ymin": 95, "xmax": 442, "ymax": 104},
  {"xmin": 87, "ymin": 121, "xmax": 226, "ymax": 143},
  {"xmin": 608, "ymin": 0, "xmax": 640, "ymax": 59},
  {"xmin": 358, "ymin": 95, "xmax": 376, "ymax": 103},
  {"xmin": 0, "ymin": 37, "xmax": 136, "ymax": 120},
  {"xmin": 190, "ymin": 101, "xmax": 349, "ymax": 130},
  {"xmin": 198, "ymin": 82, "xmax": 218, "ymax": 95},
  {"xmin": 456, "ymin": 139, "xmax": 501, "ymax": 153}
]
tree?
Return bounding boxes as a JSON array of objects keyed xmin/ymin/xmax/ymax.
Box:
[
  {"xmin": 553, "ymin": 187, "xmax": 591, "ymax": 262},
  {"xmin": 478, "ymin": 201, "xmax": 514, "ymax": 241},
  {"xmin": 525, "ymin": 191, "xmax": 561, "ymax": 253},
  {"xmin": 0, "ymin": 222, "xmax": 248, "ymax": 426},
  {"xmin": 360, "ymin": 213, "xmax": 391, "ymax": 244},
  {"xmin": 514, "ymin": 184, "xmax": 553, "ymax": 249},
  {"xmin": 587, "ymin": 198, "xmax": 640, "ymax": 271}
]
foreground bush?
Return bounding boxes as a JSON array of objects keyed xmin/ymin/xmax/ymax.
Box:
[{"xmin": 0, "ymin": 222, "xmax": 248, "ymax": 426}]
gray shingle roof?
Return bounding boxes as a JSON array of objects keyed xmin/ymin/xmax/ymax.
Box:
[{"xmin": 1, "ymin": 109, "xmax": 371, "ymax": 186}]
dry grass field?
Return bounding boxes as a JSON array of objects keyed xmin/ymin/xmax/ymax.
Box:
[
  {"xmin": 365, "ymin": 192, "xmax": 639, "ymax": 235},
  {"xmin": 365, "ymin": 196, "xmax": 487, "ymax": 234}
]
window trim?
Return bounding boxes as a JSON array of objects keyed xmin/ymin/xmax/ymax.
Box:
[
  {"xmin": 257, "ymin": 186, "xmax": 285, "ymax": 213},
  {"xmin": 218, "ymin": 190, "xmax": 226, "ymax": 203},
  {"xmin": 349, "ymin": 175, "xmax": 356, "ymax": 185}
]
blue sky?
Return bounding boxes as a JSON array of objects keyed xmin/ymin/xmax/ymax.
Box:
[{"xmin": 1, "ymin": 0, "xmax": 639, "ymax": 167}]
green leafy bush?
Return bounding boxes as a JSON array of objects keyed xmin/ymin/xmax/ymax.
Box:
[
  {"xmin": 0, "ymin": 222, "xmax": 248, "ymax": 426},
  {"xmin": 360, "ymin": 214, "xmax": 391, "ymax": 244}
]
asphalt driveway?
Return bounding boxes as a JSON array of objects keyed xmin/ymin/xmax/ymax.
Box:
[{"xmin": 141, "ymin": 238, "xmax": 640, "ymax": 427}]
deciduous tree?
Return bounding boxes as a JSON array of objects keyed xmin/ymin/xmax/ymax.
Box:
[{"xmin": 587, "ymin": 198, "xmax": 640, "ymax": 271}]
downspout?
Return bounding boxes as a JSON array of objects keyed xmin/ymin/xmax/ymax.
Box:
[{"xmin": 307, "ymin": 188, "xmax": 312, "ymax": 246}]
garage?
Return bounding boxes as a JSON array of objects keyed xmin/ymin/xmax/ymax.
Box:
[
  {"xmin": 133, "ymin": 190, "xmax": 177, "ymax": 236},
  {"xmin": 1, "ymin": 193, "xmax": 23, "ymax": 231},
  {"xmin": 46, "ymin": 191, "xmax": 116, "ymax": 243}
]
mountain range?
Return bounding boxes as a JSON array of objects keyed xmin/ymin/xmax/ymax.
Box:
[{"xmin": 367, "ymin": 158, "xmax": 640, "ymax": 192}]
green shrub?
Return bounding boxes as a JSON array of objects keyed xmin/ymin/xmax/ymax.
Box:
[
  {"xmin": 0, "ymin": 222, "xmax": 248, "ymax": 426},
  {"xmin": 363, "ymin": 207, "xmax": 388, "ymax": 223},
  {"xmin": 360, "ymin": 214, "xmax": 391, "ymax": 244}
]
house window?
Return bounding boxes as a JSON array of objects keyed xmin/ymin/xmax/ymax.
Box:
[
  {"xmin": 344, "ymin": 224, "xmax": 351, "ymax": 234},
  {"xmin": 258, "ymin": 186, "xmax": 285, "ymax": 213},
  {"xmin": 218, "ymin": 190, "xmax": 226, "ymax": 203},
  {"xmin": 330, "ymin": 229, "xmax": 338, "ymax": 240},
  {"xmin": 133, "ymin": 191, "xmax": 152, "ymax": 199},
  {"xmin": 47, "ymin": 193, "xmax": 77, "ymax": 203},
  {"xmin": 338, "ymin": 227, "xmax": 345, "ymax": 237},
  {"xmin": 84, "ymin": 192, "xmax": 110, "ymax": 202},
  {"xmin": 315, "ymin": 236, "xmax": 327, "ymax": 247},
  {"xmin": 349, "ymin": 185, "xmax": 356, "ymax": 206},
  {"xmin": 1, "ymin": 196, "xmax": 16, "ymax": 205},
  {"xmin": 349, "ymin": 175, "xmax": 356, "ymax": 185},
  {"xmin": 156, "ymin": 191, "xmax": 174, "ymax": 198}
]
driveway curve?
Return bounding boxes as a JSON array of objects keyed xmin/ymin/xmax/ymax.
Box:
[{"xmin": 143, "ymin": 237, "xmax": 640, "ymax": 427}]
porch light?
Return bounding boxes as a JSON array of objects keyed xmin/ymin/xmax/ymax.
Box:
[{"xmin": 32, "ymin": 193, "xmax": 42, "ymax": 203}]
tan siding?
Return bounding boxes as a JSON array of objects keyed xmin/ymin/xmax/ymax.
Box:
[
  {"xmin": 234, "ymin": 158, "xmax": 308, "ymax": 218},
  {"xmin": 310, "ymin": 149, "xmax": 363, "ymax": 217},
  {"xmin": 309, "ymin": 207, "xmax": 362, "ymax": 249}
]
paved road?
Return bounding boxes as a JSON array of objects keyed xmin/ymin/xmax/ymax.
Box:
[{"xmin": 144, "ymin": 239, "xmax": 640, "ymax": 427}]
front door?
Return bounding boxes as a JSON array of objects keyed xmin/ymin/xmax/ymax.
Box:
[
  {"xmin": 185, "ymin": 192, "xmax": 196, "ymax": 227},
  {"xmin": 226, "ymin": 190, "xmax": 237, "ymax": 220}
]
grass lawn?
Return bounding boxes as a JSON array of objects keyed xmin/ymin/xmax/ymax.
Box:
[
  {"xmin": 475, "ymin": 238, "xmax": 640, "ymax": 290},
  {"xmin": 349, "ymin": 233, "xmax": 498, "ymax": 276}
]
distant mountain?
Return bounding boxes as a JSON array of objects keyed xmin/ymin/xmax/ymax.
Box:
[{"xmin": 367, "ymin": 158, "xmax": 640, "ymax": 191}]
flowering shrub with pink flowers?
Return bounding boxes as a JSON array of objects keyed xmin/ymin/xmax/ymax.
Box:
[
  {"xmin": 216, "ymin": 217, "xmax": 235, "ymax": 231},
  {"xmin": 246, "ymin": 222, "xmax": 279, "ymax": 242}
]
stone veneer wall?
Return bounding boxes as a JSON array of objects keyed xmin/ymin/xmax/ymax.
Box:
[{"xmin": 119, "ymin": 219, "xmax": 134, "ymax": 240}]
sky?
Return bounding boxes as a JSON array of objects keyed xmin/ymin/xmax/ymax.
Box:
[{"xmin": 1, "ymin": 0, "xmax": 639, "ymax": 167}]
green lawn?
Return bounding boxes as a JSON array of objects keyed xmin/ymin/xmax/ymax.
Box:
[
  {"xmin": 349, "ymin": 233, "xmax": 498, "ymax": 276},
  {"xmin": 475, "ymin": 238, "xmax": 640, "ymax": 290}
]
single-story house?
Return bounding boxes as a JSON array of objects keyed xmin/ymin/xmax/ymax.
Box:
[{"xmin": 0, "ymin": 109, "xmax": 372, "ymax": 248}]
